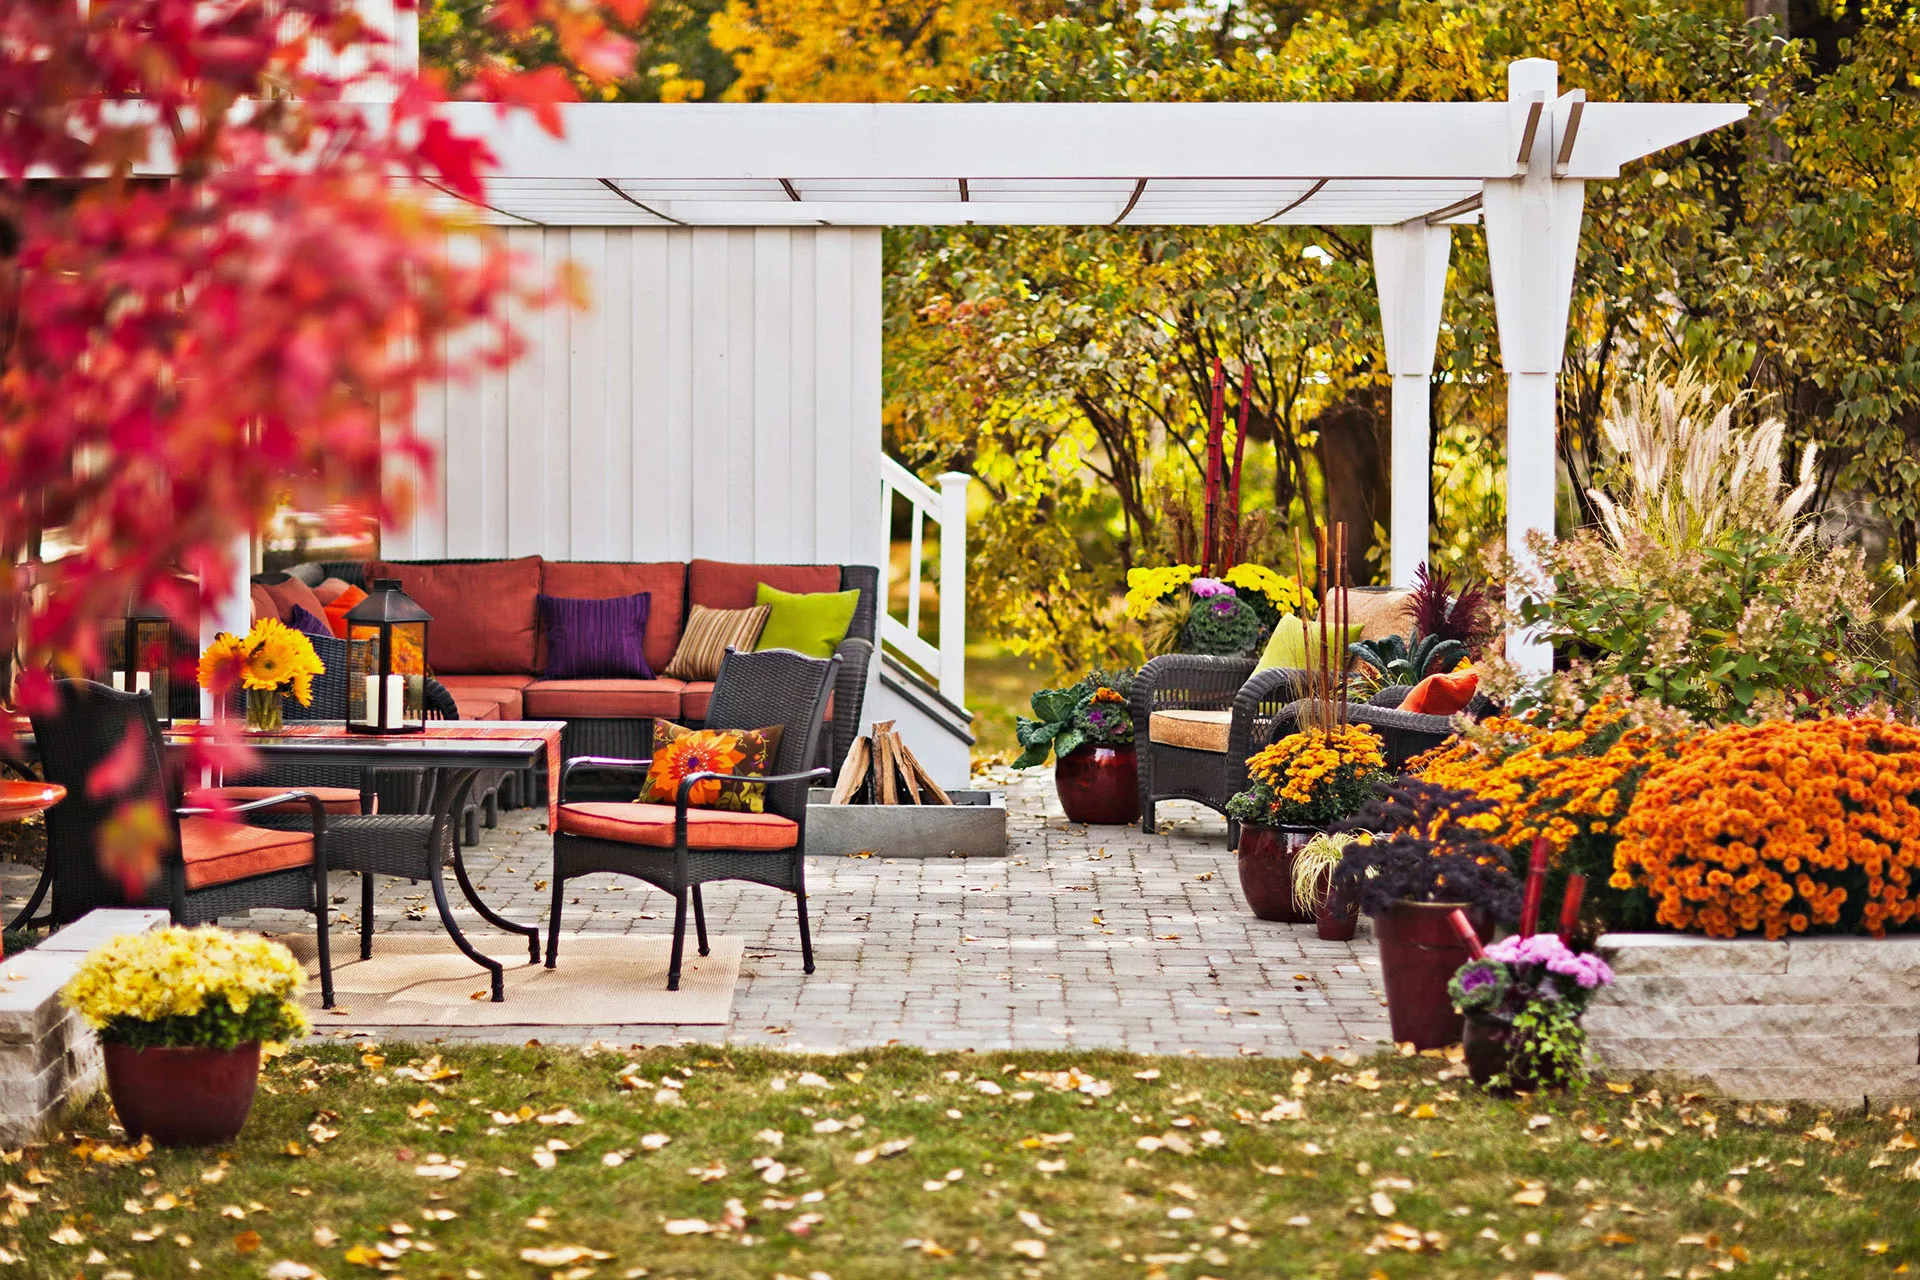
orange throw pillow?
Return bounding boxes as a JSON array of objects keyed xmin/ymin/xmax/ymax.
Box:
[
  {"xmin": 323, "ymin": 584, "xmax": 368, "ymax": 639},
  {"xmin": 1402, "ymin": 669, "xmax": 1478, "ymax": 716}
]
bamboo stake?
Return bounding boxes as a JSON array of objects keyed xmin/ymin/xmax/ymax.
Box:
[
  {"xmin": 1336, "ymin": 522, "xmax": 1350, "ymax": 728},
  {"xmin": 1315, "ymin": 525, "xmax": 1331, "ymax": 738}
]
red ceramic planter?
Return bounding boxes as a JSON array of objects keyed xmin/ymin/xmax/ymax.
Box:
[
  {"xmin": 1235, "ymin": 824, "xmax": 1318, "ymax": 923},
  {"xmin": 103, "ymin": 1042, "xmax": 261, "ymax": 1147},
  {"xmin": 1372, "ymin": 901, "xmax": 1492, "ymax": 1050},
  {"xmin": 1054, "ymin": 744, "xmax": 1140, "ymax": 826},
  {"xmin": 1314, "ymin": 874, "xmax": 1360, "ymax": 941}
]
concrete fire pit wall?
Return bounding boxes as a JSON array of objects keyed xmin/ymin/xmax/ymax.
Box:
[
  {"xmin": 1586, "ymin": 933, "xmax": 1920, "ymax": 1106},
  {"xmin": 0, "ymin": 909, "xmax": 167, "ymax": 1143}
]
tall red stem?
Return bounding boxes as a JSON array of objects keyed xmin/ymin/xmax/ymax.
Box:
[
  {"xmin": 1519, "ymin": 836, "xmax": 1550, "ymax": 937},
  {"xmin": 1227, "ymin": 361, "xmax": 1251, "ymax": 567},
  {"xmin": 1201, "ymin": 359, "xmax": 1225, "ymax": 574},
  {"xmin": 1558, "ymin": 874, "xmax": 1588, "ymax": 941}
]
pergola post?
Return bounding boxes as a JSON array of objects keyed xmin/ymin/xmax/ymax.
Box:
[
  {"xmin": 1482, "ymin": 58, "xmax": 1587, "ymax": 673},
  {"xmin": 1372, "ymin": 220, "xmax": 1452, "ymax": 589}
]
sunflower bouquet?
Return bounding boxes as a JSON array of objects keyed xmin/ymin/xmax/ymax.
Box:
[{"xmin": 199, "ymin": 617, "xmax": 325, "ymax": 730}]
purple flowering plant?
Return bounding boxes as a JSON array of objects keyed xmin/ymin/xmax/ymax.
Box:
[
  {"xmin": 1450, "ymin": 931, "xmax": 1615, "ymax": 1091},
  {"xmin": 1190, "ymin": 578, "xmax": 1235, "ymax": 599}
]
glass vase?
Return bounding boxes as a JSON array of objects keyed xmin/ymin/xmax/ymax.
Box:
[{"xmin": 245, "ymin": 688, "xmax": 284, "ymax": 732}]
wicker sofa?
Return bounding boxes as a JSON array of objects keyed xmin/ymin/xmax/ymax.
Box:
[{"xmin": 271, "ymin": 556, "xmax": 876, "ymax": 787}]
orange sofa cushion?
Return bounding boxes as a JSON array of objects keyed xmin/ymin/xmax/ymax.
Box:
[
  {"xmin": 449, "ymin": 691, "xmax": 505, "ymax": 720},
  {"xmin": 260, "ymin": 576, "xmax": 329, "ymax": 627},
  {"xmin": 1401, "ymin": 669, "xmax": 1479, "ymax": 716},
  {"xmin": 435, "ymin": 676, "xmax": 531, "ymax": 720},
  {"xmin": 524, "ymin": 678, "xmax": 686, "ymax": 719},
  {"xmin": 367, "ymin": 556, "xmax": 543, "ymax": 675},
  {"xmin": 541, "ymin": 562, "xmax": 687, "ymax": 678},
  {"xmin": 188, "ymin": 785, "xmax": 365, "ymax": 817},
  {"xmin": 178, "ymin": 816, "xmax": 315, "ymax": 890},
  {"xmin": 689, "ymin": 560, "xmax": 842, "ymax": 611},
  {"xmin": 556, "ymin": 802, "xmax": 799, "ymax": 850},
  {"xmin": 679, "ymin": 681, "xmax": 714, "ymax": 722},
  {"xmin": 322, "ymin": 583, "xmax": 367, "ymax": 639}
]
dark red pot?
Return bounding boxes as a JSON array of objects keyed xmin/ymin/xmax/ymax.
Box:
[
  {"xmin": 1054, "ymin": 744, "xmax": 1140, "ymax": 826},
  {"xmin": 1461, "ymin": 1015, "xmax": 1541, "ymax": 1092},
  {"xmin": 1235, "ymin": 824, "xmax": 1317, "ymax": 923},
  {"xmin": 1314, "ymin": 873, "xmax": 1360, "ymax": 942},
  {"xmin": 1372, "ymin": 901, "xmax": 1492, "ymax": 1051},
  {"xmin": 102, "ymin": 1041, "xmax": 261, "ymax": 1147}
]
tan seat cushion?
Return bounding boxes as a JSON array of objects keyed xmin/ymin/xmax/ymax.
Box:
[
  {"xmin": 523, "ymin": 678, "xmax": 686, "ymax": 719},
  {"xmin": 434, "ymin": 676, "xmax": 530, "ymax": 720},
  {"xmin": 187, "ymin": 786, "xmax": 366, "ymax": 817},
  {"xmin": 556, "ymin": 802, "xmax": 799, "ymax": 850},
  {"xmin": 1148, "ymin": 708, "xmax": 1231, "ymax": 754},
  {"xmin": 178, "ymin": 817, "xmax": 315, "ymax": 890}
]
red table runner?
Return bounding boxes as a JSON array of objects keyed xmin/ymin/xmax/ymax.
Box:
[{"xmin": 170, "ymin": 721, "xmax": 566, "ymax": 829}]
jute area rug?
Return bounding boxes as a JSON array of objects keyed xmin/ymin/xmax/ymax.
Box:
[{"xmin": 275, "ymin": 934, "xmax": 742, "ymax": 1026}]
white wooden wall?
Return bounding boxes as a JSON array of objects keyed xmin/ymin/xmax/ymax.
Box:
[{"xmin": 385, "ymin": 226, "xmax": 885, "ymax": 569}]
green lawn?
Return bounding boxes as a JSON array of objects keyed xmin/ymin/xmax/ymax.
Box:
[{"xmin": 13, "ymin": 1043, "xmax": 1916, "ymax": 1278}]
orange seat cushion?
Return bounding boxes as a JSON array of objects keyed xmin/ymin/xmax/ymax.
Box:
[
  {"xmin": 450, "ymin": 691, "xmax": 505, "ymax": 721},
  {"xmin": 1401, "ymin": 669, "xmax": 1479, "ymax": 716},
  {"xmin": 435, "ymin": 677, "xmax": 528, "ymax": 720},
  {"xmin": 679, "ymin": 681, "xmax": 714, "ymax": 722},
  {"xmin": 556, "ymin": 802, "xmax": 799, "ymax": 851},
  {"xmin": 321, "ymin": 583, "xmax": 367, "ymax": 639},
  {"xmin": 178, "ymin": 816, "xmax": 316, "ymax": 890},
  {"xmin": 524, "ymin": 678, "xmax": 686, "ymax": 719},
  {"xmin": 188, "ymin": 785, "xmax": 366, "ymax": 817}
]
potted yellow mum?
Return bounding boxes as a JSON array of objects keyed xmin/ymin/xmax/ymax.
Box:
[
  {"xmin": 199, "ymin": 617, "xmax": 325, "ymax": 730},
  {"xmin": 1225, "ymin": 725, "xmax": 1388, "ymax": 921},
  {"xmin": 63, "ymin": 927, "xmax": 308, "ymax": 1146}
]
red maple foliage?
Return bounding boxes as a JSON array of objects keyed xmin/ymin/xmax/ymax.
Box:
[{"xmin": 0, "ymin": 0, "xmax": 639, "ymax": 888}]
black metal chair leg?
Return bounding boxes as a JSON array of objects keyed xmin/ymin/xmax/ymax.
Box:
[
  {"xmin": 794, "ymin": 875, "xmax": 815, "ymax": 975},
  {"xmin": 667, "ymin": 886, "xmax": 688, "ymax": 992},
  {"xmin": 360, "ymin": 872, "xmax": 375, "ymax": 960},
  {"xmin": 314, "ymin": 855, "xmax": 335, "ymax": 1008},
  {"xmin": 430, "ymin": 856, "xmax": 505, "ymax": 1001},
  {"xmin": 5, "ymin": 862, "xmax": 53, "ymax": 933},
  {"xmin": 451, "ymin": 838, "xmax": 540, "ymax": 961},
  {"xmin": 544, "ymin": 871, "xmax": 565, "ymax": 969},
  {"xmin": 692, "ymin": 884, "xmax": 710, "ymax": 956}
]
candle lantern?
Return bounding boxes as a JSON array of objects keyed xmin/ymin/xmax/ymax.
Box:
[
  {"xmin": 345, "ymin": 579, "xmax": 430, "ymax": 734},
  {"xmin": 106, "ymin": 599, "xmax": 173, "ymax": 726}
]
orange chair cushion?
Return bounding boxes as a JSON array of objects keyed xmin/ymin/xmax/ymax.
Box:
[
  {"xmin": 188, "ymin": 785, "xmax": 366, "ymax": 817},
  {"xmin": 556, "ymin": 802, "xmax": 799, "ymax": 850},
  {"xmin": 178, "ymin": 816, "xmax": 316, "ymax": 890},
  {"xmin": 1400, "ymin": 669, "xmax": 1479, "ymax": 716}
]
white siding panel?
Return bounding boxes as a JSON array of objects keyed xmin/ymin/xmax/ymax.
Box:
[{"xmin": 393, "ymin": 226, "xmax": 881, "ymax": 570}]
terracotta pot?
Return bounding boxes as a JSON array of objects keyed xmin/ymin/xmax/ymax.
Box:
[
  {"xmin": 1314, "ymin": 873, "xmax": 1360, "ymax": 942},
  {"xmin": 1235, "ymin": 824, "xmax": 1318, "ymax": 923},
  {"xmin": 1372, "ymin": 901, "xmax": 1492, "ymax": 1050},
  {"xmin": 102, "ymin": 1041, "xmax": 261, "ymax": 1147},
  {"xmin": 1054, "ymin": 744, "xmax": 1140, "ymax": 826}
]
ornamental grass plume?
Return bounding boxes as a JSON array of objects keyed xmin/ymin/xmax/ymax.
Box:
[{"xmin": 1613, "ymin": 717, "xmax": 1920, "ymax": 939}]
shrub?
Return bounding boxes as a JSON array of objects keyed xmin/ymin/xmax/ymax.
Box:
[
  {"xmin": 1612, "ymin": 717, "xmax": 1920, "ymax": 938},
  {"xmin": 63, "ymin": 927, "xmax": 308, "ymax": 1050},
  {"xmin": 1226, "ymin": 725, "xmax": 1387, "ymax": 829}
]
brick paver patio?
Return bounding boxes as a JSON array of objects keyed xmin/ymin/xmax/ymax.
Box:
[{"xmin": 14, "ymin": 773, "xmax": 1397, "ymax": 1054}]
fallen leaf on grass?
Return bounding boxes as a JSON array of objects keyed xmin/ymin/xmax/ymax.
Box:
[
  {"xmin": 233, "ymin": 1230, "xmax": 262, "ymax": 1253},
  {"xmin": 1511, "ymin": 1185, "xmax": 1549, "ymax": 1207},
  {"xmin": 521, "ymin": 1245, "xmax": 614, "ymax": 1265},
  {"xmin": 1010, "ymin": 1239, "xmax": 1047, "ymax": 1259},
  {"xmin": 663, "ymin": 1219, "xmax": 711, "ymax": 1236},
  {"xmin": 1370, "ymin": 1192, "xmax": 1396, "ymax": 1217}
]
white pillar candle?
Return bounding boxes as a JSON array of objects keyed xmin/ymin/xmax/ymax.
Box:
[
  {"xmin": 361, "ymin": 674, "xmax": 380, "ymax": 727},
  {"xmin": 134, "ymin": 670, "xmax": 151, "ymax": 694},
  {"xmin": 110, "ymin": 672, "xmax": 125, "ymax": 692},
  {"xmin": 385, "ymin": 674, "xmax": 404, "ymax": 728}
]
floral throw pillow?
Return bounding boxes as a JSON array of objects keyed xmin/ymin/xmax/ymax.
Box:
[{"xmin": 641, "ymin": 720, "xmax": 786, "ymax": 813}]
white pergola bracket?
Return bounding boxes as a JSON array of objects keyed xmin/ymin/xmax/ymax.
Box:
[{"xmin": 1372, "ymin": 220, "xmax": 1453, "ymax": 589}]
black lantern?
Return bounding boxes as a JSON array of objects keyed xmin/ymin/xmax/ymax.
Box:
[
  {"xmin": 106, "ymin": 599, "xmax": 173, "ymax": 726},
  {"xmin": 345, "ymin": 579, "xmax": 430, "ymax": 734}
]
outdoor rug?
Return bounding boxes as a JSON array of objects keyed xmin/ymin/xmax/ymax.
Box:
[{"xmin": 275, "ymin": 934, "xmax": 742, "ymax": 1026}]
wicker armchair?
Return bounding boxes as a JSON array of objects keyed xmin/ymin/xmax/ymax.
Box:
[
  {"xmin": 546, "ymin": 647, "xmax": 839, "ymax": 990},
  {"xmin": 1128, "ymin": 655, "xmax": 1309, "ymax": 841},
  {"xmin": 28, "ymin": 681, "xmax": 336, "ymax": 1005},
  {"xmin": 1346, "ymin": 683, "xmax": 1497, "ymax": 769}
]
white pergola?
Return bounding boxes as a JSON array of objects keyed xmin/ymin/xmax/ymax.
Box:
[{"xmin": 431, "ymin": 58, "xmax": 1746, "ymax": 670}]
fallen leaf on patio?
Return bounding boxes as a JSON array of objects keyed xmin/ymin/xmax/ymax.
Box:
[
  {"xmin": 1370, "ymin": 1192, "xmax": 1396, "ymax": 1217},
  {"xmin": 1154, "ymin": 933, "xmax": 1181, "ymax": 940},
  {"xmin": 1010, "ymin": 1239, "xmax": 1047, "ymax": 1259},
  {"xmin": 521, "ymin": 1245, "xmax": 614, "ymax": 1265},
  {"xmin": 1195, "ymin": 871, "xmax": 1214, "ymax": 881}
]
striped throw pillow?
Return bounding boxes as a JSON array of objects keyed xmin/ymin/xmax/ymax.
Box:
[{"xmin": 661, "ymin": 604, "xmax": 771, "ymax": 682}]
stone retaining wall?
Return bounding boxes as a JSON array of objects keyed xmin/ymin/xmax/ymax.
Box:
[
  {"xmin": 0, "ymin": 910, "xmax": 166, "ymax": 1143},
  {"xmin": 1588, "ymin": 933, "xmax": 1920, "ymax": 1106}
]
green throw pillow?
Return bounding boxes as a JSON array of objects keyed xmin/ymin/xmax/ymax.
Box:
[
  {"xmin": 1254, "ymin": 614, "xmax": 1364, "ymax": 673},
  {"xmin": 754, "ymin": 582, "xmax": 860, "ymax": 659}
]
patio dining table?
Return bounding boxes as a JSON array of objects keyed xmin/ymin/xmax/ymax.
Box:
[{"xmin": 26, "ymin": 719, "xmax": 568, "ymax": 1000}]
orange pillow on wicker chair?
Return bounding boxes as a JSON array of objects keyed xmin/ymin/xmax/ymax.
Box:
[
  {"xmin": 641, "ymin": 720, "xmax": 785, "ymax": 813},
  {"xmin": 1401, "ymin": 669, "xmax": 1478, "ymax": 716}
]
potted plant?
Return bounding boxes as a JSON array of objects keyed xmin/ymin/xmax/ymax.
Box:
[
  {"xmin": 1014, "ymin": 668, "xmax": 1139, "ymax": 825},
  {"xmin": 63, "ymin": 926, "xmax": 309, "ymax": 1146},
  {"xmin": 1124, "ymin": 563, "xmax": 1305, "ymax": 657},
  {"xmin": 1224, "ymin": 725, "xmax": 1388, "ymax": 922},
  {"xmin": 1333, "ymin": 779, "xmax": 1521, "ymax": 1049},
  {"xmin": 1290, "ymin": 831, "xmax": 1363, "ymax": 941},
  {"xmin": 1450, "ymin": 932, "xmax": 1614, "ymax": 1092}
]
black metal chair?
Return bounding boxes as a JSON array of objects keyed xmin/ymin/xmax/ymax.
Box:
[
  {"xmin": 546, "ymin": 647, "xmax": 839, "ymax": 990},
  {"xmin": 28, "ymin": 680, "xmax": 335, "ymax": 1005}
]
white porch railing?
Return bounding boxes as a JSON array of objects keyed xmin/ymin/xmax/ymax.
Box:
[{"xmin": 879, "ymin": 457, "xmax": 970, "ymax": 706}]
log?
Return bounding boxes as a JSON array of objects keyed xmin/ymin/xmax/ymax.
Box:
[
  {"xmin": 893, "ymin": 736, "xmax": 953, "ymax": 805},
  {"xmin": 829, "ymin": 736, "xmax": 871, "ymax": 806},
  {"xmin": 892, "ymin": 729, "xmax": 923, "ymax": 804},
  {"xmin": 870, "ymin": 721, "xmax": 899, "ymax": 805}
]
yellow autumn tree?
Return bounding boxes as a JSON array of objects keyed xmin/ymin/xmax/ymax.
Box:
[{"xmin": 709, "ymin": 0, "xmax": 1061, "ymax": 101}]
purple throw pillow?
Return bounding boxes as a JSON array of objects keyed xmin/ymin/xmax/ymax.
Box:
[
  {"xmin": 538, "ymin": 592, "xmax": 653, "ymax": 680},
  {"xmin": 286, "ymin": 605, "xmax": 333, "ymax": 641}
]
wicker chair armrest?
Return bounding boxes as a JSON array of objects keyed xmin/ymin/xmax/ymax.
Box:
[
  {"xmin": 672, "ymin": 767, "xmax": 832, "ymax": 843},
  {"xmin": 1225, "ymin": 667, "xmax": 1313, "ymax": 797},
  {"xmin": 560, "ymin": 755, "xmax": 653, "ymax": 802},
  {"xmin": 830, "ymin": 637, "xmax": 874, "ymax": 772},
  {"xmin": 1369, "ymin": 684, "xmax": 1413, "ymax": 709},
  {"xmin": 176, "ymin": 790, "xmax": 325, "ymax": 820},
  {"xmin": 1347, "ymin": 703, "xmax": 1470, "ymax": 737}
]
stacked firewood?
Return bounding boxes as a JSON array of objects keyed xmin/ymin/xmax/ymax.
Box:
[{"xmin": 828, "ymin": 721, "xmax": 952, "ymax": 805}]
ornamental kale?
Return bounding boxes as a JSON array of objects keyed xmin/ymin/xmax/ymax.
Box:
[
  {"xmin": 1013, "ymin": 667, "xmax": 1136, "ymax": 767},
  {"xmin": 1452, "ymin": 931, "xmax": 1616, "ymax": 1092},
  {"xmin": 1179, "ymin": 592, "xmax": 1263, "ymax": 656}
]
